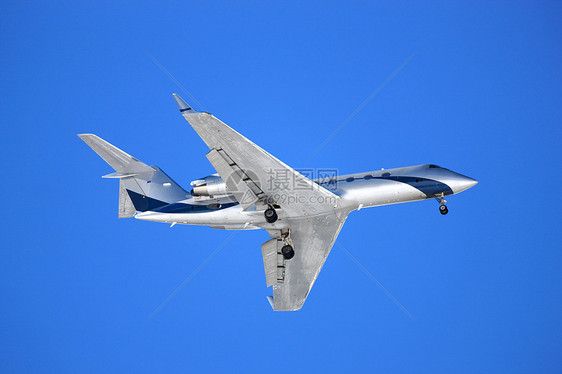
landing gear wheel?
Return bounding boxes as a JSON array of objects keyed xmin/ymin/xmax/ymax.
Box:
[
  {"xmin": 439, "ymin": 205, "xmax": 448, "ymax": 215},
  {"xmin": 264, "ymin": 207, "xmax": 278, "ymax": 223},
  {"xmin": 281, "ymin": 245, "xmax": 294, "ymax": 260}
]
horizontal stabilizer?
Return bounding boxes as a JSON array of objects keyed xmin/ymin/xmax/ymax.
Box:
[
  {"xmin": 78, "ymin": 134, "xmax": 155, "ymax": 175},
  {"xmin": 102, "ymin": 172, "xmax": 141, "ymax": 179}
]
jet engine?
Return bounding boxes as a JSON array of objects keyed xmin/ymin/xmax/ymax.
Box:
[{"xmin": 190, "ymin": 174, "xmax": 229, "ymax": 197}]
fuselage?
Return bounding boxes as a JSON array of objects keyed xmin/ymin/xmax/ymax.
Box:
[
  {"xmin": 135, "ymin": 164, "xmax": 477, "ymax": 229},
  {"xmin": 329, "ymin": 164, "xmax": 476, "ymax": 208}
]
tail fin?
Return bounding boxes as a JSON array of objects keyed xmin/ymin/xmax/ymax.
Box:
[{"xmin": 78, "ymin": 134, "xmax": 189, "ymax": 217}]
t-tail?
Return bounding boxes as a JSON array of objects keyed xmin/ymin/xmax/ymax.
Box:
[{"xmin": 78, "ymin": 134, "xmax": 189, "ymax": 218}]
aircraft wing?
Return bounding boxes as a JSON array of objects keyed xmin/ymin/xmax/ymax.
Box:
[
  {"xmin": 173, "ymin": 94, "xmax": 349, "ymax": 310},
  {"xmin": 173, "ymin": 94, "xmax": 339, "ymax": 216},
  {"xmin": 262, "ymin": 212, "xmax": 347, "ymax": 311}
]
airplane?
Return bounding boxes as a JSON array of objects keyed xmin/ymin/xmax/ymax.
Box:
[{"xmin": 78, "ymin": 93, "xmax": 478, "ymax": 311}]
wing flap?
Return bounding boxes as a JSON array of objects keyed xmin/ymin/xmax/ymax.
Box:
[
  {"xmin": 261, "ymin": 238, "xmax": 284, "ymax": 287},
  {"xmin": 206, "ymin": 148, "xmax": 261, "ymax": 209}
]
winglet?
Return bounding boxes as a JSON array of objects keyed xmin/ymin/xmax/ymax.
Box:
[{"xmin": 172, "ymin": 93, "xmax": 196, "ymax": 113}]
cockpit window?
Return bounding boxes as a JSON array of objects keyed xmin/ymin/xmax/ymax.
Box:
[{"xmin": 428, "ymin": 164, "xmax": 449, "ymax": 170}]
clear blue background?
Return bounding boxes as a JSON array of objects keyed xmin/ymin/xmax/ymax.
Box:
[{"xmin": 2, "ymin": 1, "xmax": 561, "ymax": 372}]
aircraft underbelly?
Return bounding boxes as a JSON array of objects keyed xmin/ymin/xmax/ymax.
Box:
[
  {"xmin": 341, "ymin": 179, "xmax": 427, "ymax": 207},
  {"xmin": 135, "ymin": 206, "xmax": 250, "ymax": 225}
]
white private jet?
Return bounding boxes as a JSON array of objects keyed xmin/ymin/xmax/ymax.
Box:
[{"xmin": 79, "ymin": 94, "xmax": 477, "ymax": 311}]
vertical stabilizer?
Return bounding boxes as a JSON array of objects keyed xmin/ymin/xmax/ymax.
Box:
[{"xmin": 78, "ymin": 134, "xmax": 190, "ymax": 215}]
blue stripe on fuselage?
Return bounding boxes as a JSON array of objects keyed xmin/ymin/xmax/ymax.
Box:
[
  {"xmin": 381, "ymin": 176, "xmax": 454, "ymax": 196},
  {"xmin": 126, "ymin": 190, "xmax": 168, "ymax": 211},
  {"xmin": 319, "ymin": 176, "xmax": 454, "ymax": 197},
  {"xmin": 152, "ymin": 202, "xmax": 238, "ymax": 214},
  {"xmin": 126, "ymin": 189, "xmax": 239, "ymax": 213}
]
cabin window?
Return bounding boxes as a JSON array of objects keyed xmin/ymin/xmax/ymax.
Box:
[
  {"xmin": 381, "ymin": 172, "xmax": 391, "ymax": 178},
  {"xmin": 346, "ymin": 177, "xmax": 355, "ymax": 182},
  {"xmin": 364, "ymin": 175, "xmax": 373, "ymax": 180}
]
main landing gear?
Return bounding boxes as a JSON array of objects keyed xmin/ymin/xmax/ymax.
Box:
[
  {"xmin": 266, "ymin": 210, "xmax": 294, "ymax": 260},
  {"xmin": 264, "ymin": 206, "xmax": 278, "ymax": 223},
  {"xmin": 274, "ymin": 228, "xmax": 294, "ymax": 260},
  {"xmin": 435, "ymin": 196, "xmax": 448, "ymax": 215},
  {"xmin": 281, "ymin": 245, "xmax": 294, "ymax": 260}
]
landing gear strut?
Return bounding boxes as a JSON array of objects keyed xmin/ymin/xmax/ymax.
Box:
[
  {"xmin": 264, "ymin": 206, "xmax": 278, "ymax": 223},
  {"xmin": 435, "ymin": 196, "xmax": 448, "ymax": 215}
]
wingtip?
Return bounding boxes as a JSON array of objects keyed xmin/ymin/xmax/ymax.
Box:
[
  {"xmin": 267, "ymin": 296, "xmax": 275, "ymax": 310},
  {"xmin": 172, "ymin": 93, "xmax": 196, "ymax": 113}
]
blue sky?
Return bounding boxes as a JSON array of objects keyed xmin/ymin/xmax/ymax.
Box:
[{"xmin": 1, "ymin": 1, "xmax": 561, "ymax": 372}]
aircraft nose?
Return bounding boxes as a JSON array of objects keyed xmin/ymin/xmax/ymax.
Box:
[
  {"xmin": 466, "ymin": 178, "xmax": 478, "ymax": 189},
  {"xmin": 451, "ymin": 175, "xmax": 478, "ymax": 194}
]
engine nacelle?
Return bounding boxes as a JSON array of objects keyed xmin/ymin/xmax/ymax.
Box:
[{"xmin": 190, "ymin": 174, "xmax": 229, "ymax": 197}]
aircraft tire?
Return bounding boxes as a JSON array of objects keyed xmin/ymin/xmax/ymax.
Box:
[
  {"xmin": 439, "ymin": 205, "xmax": 448, "ymax": 215},
  {"xmin": 281, "ymin": 245, "xmax": 295, "ymax": 260},
  {"xmin": 264, "ymin": 208, "xmax": 278, "ymax": 223}
]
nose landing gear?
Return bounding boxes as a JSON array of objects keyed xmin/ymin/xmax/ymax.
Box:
[{"xmin": 435, "ymin": 196, "xmax": 448, "ymax": 215}]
